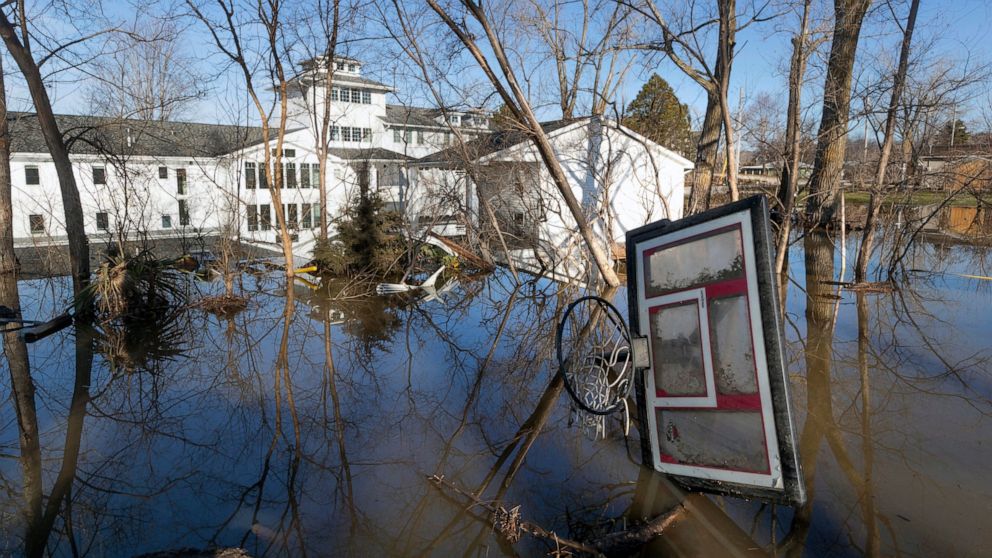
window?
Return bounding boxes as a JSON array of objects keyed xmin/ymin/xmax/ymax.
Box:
[
  {"xmin": 331, "ymin": 88, "xmax": 338, "ymax": 101},
  {"xmin": 287, "ymin": 204, "xmax": 298, "ymax": 229},
  {"xmin": 260, "ymin": 204, "xmax": 271, "ymax": 231},
  {"xmin": 259, "ymin": 165, "xmax": 269, "ymax": 189},
  {"xmin": 444, "ymin": 131, "xmax": 452, "ymax": 145},
  {"xmin": 341, "ymin": 127, "xmax": 351, "ymax": 142},
  {"xmin": 176, "ymin": 168, "xmax": 187, "ymax": 195},
  {"xmin": 272, "ymin": 148, "xmax": 295, "ymax": 158},
  {"xmin": 300, "ymin": 163, "xmax": 310, "ymax": 188},
  {"xmin": 29, "ymin": 214, "xmax": 44, "ymax": 234},
  {"xmin": 92, "ymin": 166, "xmax": 106, "ymax": 185},
  {"xmin": 245, "ymin": 162, "xmax": 256, "ymax": 189},
  {"xmin": 286, "ymin": 162, "xmax": 297, "ymax": 188},
  {"xmin": 96, "ymin": 212, "xmax": 109, "ymax": 231},
  {"xmin": 393, "ymin": 129, "xmax": 402, "ymax": 143},
  {"xmin": 158, "ymin": 166, "xmax": 168, "ymax": 179},
  {"xmin": 362, "ymin": 90, "xmax": 371, "ymax": 104},
  {"xmin": 312, "ymin": 203, "xmax": 321, "ymax": 229},
  {"xmin": 179, "ymin": 199, "xmax": 190, "ymax": 226},
  {"xmin": 247, "ymin": 204, "xmax": 258, "ymax": 231},
  {"xmin": 348, "ymin": 63, "xmax": 357, "ymax": 72},
  {"xmin": 330, "ymin": 126, "xmax": 340, "ymax": 141},
  {"xmin": 311, "ymin": 165, "xmax": 320, "ymax": 186},
  {"xmin": 362, "ymin": 128, "xmax": 371, "ymax": 142},
  {"xmin": 301, "ymin": 203, "xmax": 312, "ymax": 228},
  {"xmin": 25, "ymin": 166, "xmax": 39, "ymax": 185},
  {"xmin": 450, "ymin": 115, "xmax": 460, "ymax": 125},
  {"xmin": 161, "ymin": 214, "xmax": 172, "ymax": 229},
  {"xmin": 417, "ymin": 130, "xmax": 424, "ymax": 145},
  {"xmin": 404, "ymin": 129, "xmax": 411, "ymax": 143}
]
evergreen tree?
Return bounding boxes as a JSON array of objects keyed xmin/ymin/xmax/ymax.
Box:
[
  {"xmin": 936, "ymin": 119, "xmax": 970, "ymax": 145},
  {"xmin": 624, "ymin": 74, "xmax": 694, "ymax": 158}
]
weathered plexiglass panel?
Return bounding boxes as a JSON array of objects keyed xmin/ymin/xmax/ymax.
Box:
[
  {"xmin": 708, "ymin": 295, "xmax": 758, "ymax": 394},
  {"xmin": 656, "ymin": 409, "xmax": 769, "ymax": 473},
  {"xmin": 644, "ymin": 229, "xmax": 744, "ymax": 298},
  {"xmin": 650, "ymin": 300, "xmax": 706, "ymax": 396}
]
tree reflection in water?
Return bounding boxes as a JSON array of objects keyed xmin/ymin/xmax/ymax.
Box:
[{"xmin": 2, "ymin": 225, "xmax": 992, "ymax": 555}]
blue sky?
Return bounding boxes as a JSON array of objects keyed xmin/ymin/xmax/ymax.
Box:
[{"xmin": 8, "ymin": 0, "xmax": 991, "ymax": 134}]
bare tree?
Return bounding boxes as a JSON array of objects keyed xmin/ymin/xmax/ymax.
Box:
[
  {"xmin": 186, "ymin": 0, "xmax": 300, "ymax": 277},
  {"xmin": 634, "ymin": 0, "xmax": 744, "ymax": 213},
  {"xmin": 853, "ymin": 0, "xmax": 920, "ymax": 283},
  {"xmin": 422, "ymin": 0, "xmax": 622, "ymax": 287},
  {"xmin": 803, "ymin": 0, "xmax": 872, "ymax": 228},
  {"xmin": 87, "ymin": 19, "xmax": 205, "ymax": 121},
  {"xmin": 0, "ymin": 1, "xmax": 99, "ymax": 296}
]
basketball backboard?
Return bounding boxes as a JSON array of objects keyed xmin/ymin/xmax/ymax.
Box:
[{"xmin": 625, "ymin": 195, "xmax": 805, "ymax": 504}]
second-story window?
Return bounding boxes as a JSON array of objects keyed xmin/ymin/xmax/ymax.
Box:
[
  {"xmin": 92, "ymin": 166, "xmax": 106, "ymax": 185},
  {"xmin": 158, "ymin": 166, "xmax": 168, "ymax": 179},
  {"xmin": 393, "ymin": 129, "xmax": 401, "ymax": 143},
  {"xmin": 417, "ymin": 130, "xmax": 424, "ymax": 145},
  {"xmin": 96, "ymin": 212, "xmax": 109, "ymax": 231},
  {"xmin": 176, "ymin": 168, "xmax": 187, "ymax": 195},
  {"xmin": 300, "ymin": 163, "xmax": 310, "ymax": 188},
  {"xmin": 25, "ymin": 165, "xmax": 39, "ymax": 185},
  {"xmin": 362, "ymin": 90, "xmax": 371, "ymax": 104},
  {"xmin": 286, "ymin": 162, "xmax": 297, "ymax": 188},
  {"xmin": 245, "ymin": 162, "xmax": 256, "ymax": 189}
]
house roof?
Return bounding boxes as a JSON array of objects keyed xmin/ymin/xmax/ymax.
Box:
[
  {"xmin": 383, "ymin": 105, "xmax": 444, "ymax": 128},
  {"xmin": 415, "ymin": 119, "xmax": 579, "ymax": 165},
  {"xmin": 286, "ymin": 72, "xmax": 394, "ymax": 94},
  {"xmin": 329, "ymin": 147, "xmax": 413, "ymax": 162},
  {"xmin": 8, "ymin": 111, "xmax": 265, "ymax": 158}
]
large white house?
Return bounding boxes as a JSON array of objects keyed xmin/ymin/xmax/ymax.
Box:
[{"xmin": 7, "ymin": 56, "xmax": 690, "ymax": 277}]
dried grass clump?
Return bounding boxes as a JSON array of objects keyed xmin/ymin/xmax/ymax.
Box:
[{"xmin": 191, "ymin": 294, "xmax": 248, "ymax": 316}]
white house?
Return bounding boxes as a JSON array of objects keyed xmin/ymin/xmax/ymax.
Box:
[
  {"xmin": 7, "ymin": 56, "xmax": 689, "ymax": 281},
  {"xmin": 414, "ymin": 117, "xmax": 693, "ymax": 280}
]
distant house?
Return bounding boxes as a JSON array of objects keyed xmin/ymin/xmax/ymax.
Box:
[{"xmin": 415, "ymin": 117, "xmax": 693, "ymax": 280}]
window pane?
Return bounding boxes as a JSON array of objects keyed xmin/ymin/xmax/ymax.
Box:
[
  {"xmin": 161, "ymin": 215, "xmax": 172, "ymax": 229},
  {"xmin": 393, "ymin": 129, "xmax": 401, "ymax": 143},
  {"xmin": 288, "ymin": 204, "xmax": 298, "ymax": 229},
  {"xmin": 301, "ymin": 203, "xmax": 312, "ymax": 228},
  {"xmin": 247, "ymin": 204, "xmax": 258, "ymax": 231},
  {"xmin": 311, "ymin": 165, "xmax": 320, "ymax": 186},
  {"xmin": 158, "ymin": 166, "xmax": 168, "ymax": 179},
  {"xmin": 245, "ymin": 162, "xmax": 256, "ymax": 189},
  {"xmin": 260, "ymin": 204, "xmax": 271, "ymax": 230},
  {"xmin": 29, "ymin": 214, "xmax": 44, "ymax": 233},
  {"xmin": 179, "ymin": 200, "xmax": 190, "ymax": 226},
  {"xmin": 286, "ymin": 162, "xmax": 297, "ymax": 188},
  {"xmin": 259, "ymin": 165, "xmax": 269, "ymax": 189},
  {"xmin": 93, "ymin": 167, "xmax": 106, "ymax": 185},
  {"xmin": 176, "ymin": 168, "xmax": 187, "ymax": 195},
  {"xmin": 25, "ymin": 166, "xmax": 39, "ymax": 185},
  {"xmin": 96, "ymin": 212, "xmax": 109, "ymax": 231},
  {"xmin": 362, "ymin": 90, "xmax": 371, "ymax": 104},
  {"xmin": 300, "ymin": 163, "xmax": 310, "ymax": 188}
]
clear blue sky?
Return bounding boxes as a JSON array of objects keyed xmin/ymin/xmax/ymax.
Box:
[{"xmin": 9, "ymin": 0, "xmax": 991, "ymax": 133}]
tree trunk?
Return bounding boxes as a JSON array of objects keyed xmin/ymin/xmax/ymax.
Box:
[
  {"xmin": 804, "ymin": 0, "xmax": 872, "ymax": 229},
  {"xmin": 0, "ymin": 55, "xmax": 44, "ymax": 554},
  {"xmin": 775, "ymin": 0, "xmax": 812, "ymax": 232},
  {"xmin": 0, "ymin": 9, "xmax": 90, "ymax": 296},
  {"xmin": 717, "ymin": 0, "xmax": 739, "ymax": 203},
  {"xmin": 687, "ymin": 92, "xmax": 722, "ymax": 215},
  {"xmin": 854, "ymin": 0, "xmax": 920, "ymax": 283}
]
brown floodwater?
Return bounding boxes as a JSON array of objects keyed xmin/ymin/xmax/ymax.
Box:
[{"xmin": 2, "ymin": 211, "xmax": 991, "ymax": 556}]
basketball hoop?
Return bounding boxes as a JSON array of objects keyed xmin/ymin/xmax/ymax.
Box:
[{"xmin": 555, "ymin": 296, "xmax": 635, "ymax": 425}]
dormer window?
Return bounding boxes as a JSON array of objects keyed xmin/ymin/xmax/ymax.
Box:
[
  {"xmin": 450, "ymin": 115, "xmax": 460, "ymax": 125},
  {"xmin": 348, "ymin": 63, "xmax": 357, "ymax": 72}
]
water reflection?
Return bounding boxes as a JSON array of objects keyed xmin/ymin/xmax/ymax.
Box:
[{"xmin": 2, "ymin": 216, "xmax": 992, "ymax": 556}]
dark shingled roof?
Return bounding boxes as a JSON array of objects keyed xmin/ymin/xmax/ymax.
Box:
[
  {"xmin": 8, "ymin": 112, "xmax": 265, "ymax": 158},
  {"xmin": 329, "ymin": 147, "xmax": 412, "ymax": 161},
  {"xmin": 416, "ymin": 119, "xmax": 578, "ymax": 165},
  {"xmin": 383, "ymin": 105, "xmax": 444, "ymax": 128}
]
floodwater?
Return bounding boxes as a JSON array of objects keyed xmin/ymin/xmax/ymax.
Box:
[{"xmin": 2, "ymin": 207, "xmax": 991, "ymax": 556}]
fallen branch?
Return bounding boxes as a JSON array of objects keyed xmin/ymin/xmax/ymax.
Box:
[{"xmin": 427, "ymin": 474, "xmax": 687, "ymax": 556}]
